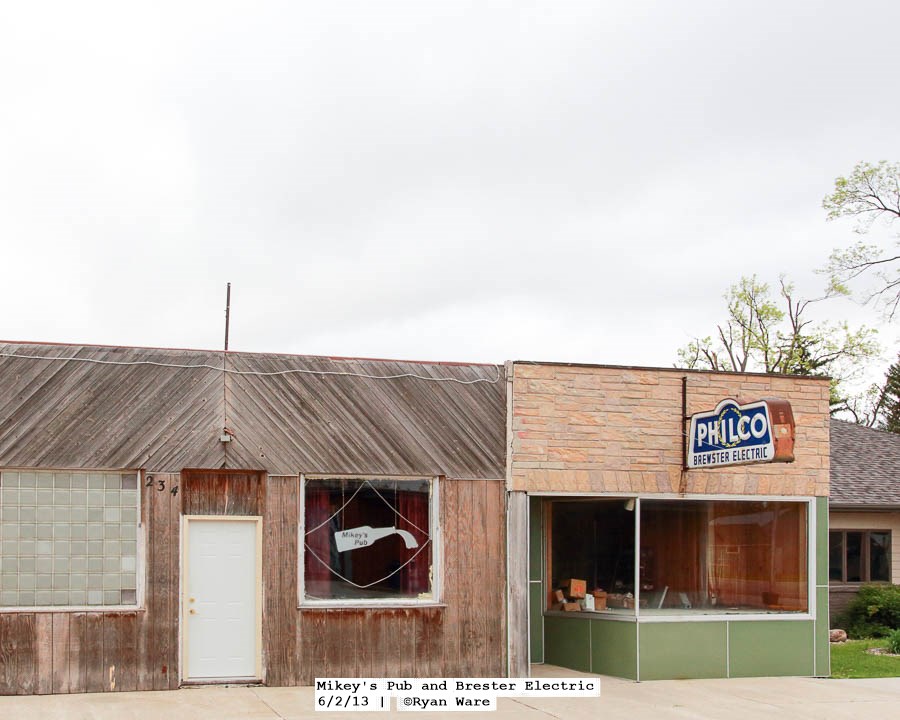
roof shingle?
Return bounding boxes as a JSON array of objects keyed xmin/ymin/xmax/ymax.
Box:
[{"xmin": 830, "ymin": 419, "xmax": 900, "ymax": 506}]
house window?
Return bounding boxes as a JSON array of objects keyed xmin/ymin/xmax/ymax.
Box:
[
  {"xmin": 829, "ymin": 530, "xmax": 891, "ymax": 583},
  {"xmin": 546, "ymin": 498, "xmax": 809, "ymax": 614},
  {"xmin": 0, "ymin": 470, "xmax": 139, "ymax": 608},
  {"xmin": 302, "ymin": 477, "xmax": 435, "ymax": 603}
]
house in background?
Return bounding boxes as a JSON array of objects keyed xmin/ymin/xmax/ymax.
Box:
[{"xmin": 828, "ymin": 419, "xmax": 900, "ymax": 623}]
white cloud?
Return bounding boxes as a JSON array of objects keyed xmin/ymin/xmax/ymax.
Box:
[{"xmin": 0, "ymin": 1, "xmax": 896, "ymax": 386}]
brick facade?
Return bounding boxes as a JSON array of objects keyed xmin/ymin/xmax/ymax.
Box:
[{"xmin": 508, "ymin": 362, "xmax": 830, "ymax": 496}]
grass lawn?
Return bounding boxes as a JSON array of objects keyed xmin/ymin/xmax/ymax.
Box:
[{"xmin": 831, "ymin": 639, "xmax": 900, "ymax": 679}]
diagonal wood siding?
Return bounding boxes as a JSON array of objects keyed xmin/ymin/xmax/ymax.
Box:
[
  {"xmin": 0, "ymin": 343, "xmax": 505, "ymax": 479},
  {"xmin": 0, "ymin": 344, "xmax": 224, "ymax": 472}
]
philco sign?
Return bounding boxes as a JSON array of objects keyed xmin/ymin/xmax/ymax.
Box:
[{"xmin": 687, "ymin": 398, "xmax": 795, "ymax": 469}]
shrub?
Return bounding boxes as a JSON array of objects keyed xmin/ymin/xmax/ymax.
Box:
[
  {"xmin": 838, "ymin": 584, "xmax": 900, "ymax": 639},
  {"xmin": 888, "ymin": 629, "xmax": 900, "ymax": 655}
]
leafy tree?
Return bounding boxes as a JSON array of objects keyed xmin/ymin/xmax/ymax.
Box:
[
  {"xmin": 834, "ymin": 371, "xmax": 890, "ymax": 428},
  {"xmin": 822, "ymin": 161, "xmax": 900, "ymax": 319},
  {"xmin": 878, "ymin": 354, "xmax": 900, "ymax": 433},
  {"xmin": 678, "ymin": 275, "xmax": 880, "ymax": 408}
]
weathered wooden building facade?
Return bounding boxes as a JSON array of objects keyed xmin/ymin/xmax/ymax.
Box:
[{"xmin": 0, "ymin": 342, "xmax": 507, "ymax": 694}]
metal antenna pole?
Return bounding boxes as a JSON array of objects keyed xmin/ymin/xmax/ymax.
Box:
[{"xmin": 224, "ymin": 282, "xmax": 232, "ymax": 351}]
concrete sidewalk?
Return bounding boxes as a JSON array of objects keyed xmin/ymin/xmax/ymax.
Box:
[{"xmin": 2, "ymin": 666, "xmax": 900, "ymax": 719}]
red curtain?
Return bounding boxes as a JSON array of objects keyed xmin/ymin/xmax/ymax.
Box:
[
  {"xmin": 397, "ymin": 488, "xmax": 430, "ymax": 595},
  {"xmin": 304, "ymin": 485, "xmax": 334, "ymax": 593}
]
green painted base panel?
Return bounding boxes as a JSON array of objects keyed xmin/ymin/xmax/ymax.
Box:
[
  {"xmin": 542, "ymin": 617, "xmax": 638, "ymax": 680},
  {"xmin": 543, "ymin": 616, "xmax": 592, "ymax": 673},
  {"xmin": 815, "ymin": 587, "xmax": 830, "ymax": 677},
  {"xmin": 639, "ymin": 622, "xmax": 726, "ymax": 680},
  {"xmin": 728, "ymin": 621, "xmax": 815, "ymax": 677},
  {"xmin": 592, "ymin": 619, "xmax": 637, "ymax": 680},
  {"xmin": 539, "ymin": 617, "xmax": 819, "ymax": 680},
  {"xmin": 529, "ymin": 584, "xmax": 544, "ymax": 663}
]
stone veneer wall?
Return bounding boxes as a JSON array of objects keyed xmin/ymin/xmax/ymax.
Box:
[{"xmin": 508, "ymin": 363, "xmax": 830, "ymax": 496}]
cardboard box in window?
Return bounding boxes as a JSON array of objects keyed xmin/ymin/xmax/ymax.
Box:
[
  {"xmin": 592, "ymin": 589, "xmax": 607, "ymax": 611},
  {"xmin": 560, "ymin": 578, "xmax": 586, "ymax": 599},
  {"xmin": 606, "ymin": 593, "xmax": 635, "ymax": 609}
]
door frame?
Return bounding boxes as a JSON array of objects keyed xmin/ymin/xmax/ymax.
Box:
[{"xmin": 180, "ymin": 515, "xmax": 264, "ymax": 684}]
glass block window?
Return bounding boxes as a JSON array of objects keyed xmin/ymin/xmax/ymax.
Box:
[{"xmin": 0, "ymin": 470, "xmax": 139, "ymax": 607}]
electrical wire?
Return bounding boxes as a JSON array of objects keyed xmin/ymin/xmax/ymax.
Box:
[
  {"xmin": 0, "ymin": 351, "xmax": 501, "ymax": 385},
  {"xmin": 304, "ymin": 480, "xmax": 368, "ymax": 535}
]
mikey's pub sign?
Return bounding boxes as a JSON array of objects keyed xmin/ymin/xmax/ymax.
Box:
[{"xmin": 687, "ymin": 398, "xmax": 795, "ymax": 469}]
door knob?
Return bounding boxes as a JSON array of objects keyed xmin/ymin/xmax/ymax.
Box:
[{"xmin": 189, "ymin": 608, "xmax": 197, "ymax": 615}]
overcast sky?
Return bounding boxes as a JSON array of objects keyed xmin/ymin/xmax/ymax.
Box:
[{"xmin": 1, "ymin": 1, "xmax": 897, "ymax": 385}]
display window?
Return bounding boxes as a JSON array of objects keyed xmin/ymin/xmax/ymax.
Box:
[
  {"xmin": 301, "ymin": 477, "xmax": 435, "ymax": 603},
  {"xmin": 547, "ymin": 497, "xmax": 809, "ymax": 615}
]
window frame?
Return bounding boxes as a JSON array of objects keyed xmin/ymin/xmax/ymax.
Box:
[
  {"xmin": 298, "ymin": 474, "xmax": 442, "ymax": 608},
  {"xmin": 539, "ymin": 492, "xmax": 816, "ymax": 622},
  {"xmin": 829, "ymin": 528, "xmax": 892, "ymax": 584},
  {"xmin": 0, "ymin": 467, "xmax": 144, "ymax": 612}
]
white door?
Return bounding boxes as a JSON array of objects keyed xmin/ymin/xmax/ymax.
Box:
[{"xmin": 184, "ymin": 518, "xmax": 260, "ymax": 680}]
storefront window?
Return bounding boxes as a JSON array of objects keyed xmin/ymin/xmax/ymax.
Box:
[
  {"xmin": 546, "ymin": 497, "xmax": 809, "ymax": 615},
  {"xmin": 0, "ymin": 470, "xmax": 139, "ymax": 608},
  {"xmin": 640, "ymin": 500, "xmax": 808, "ymax": 613},
  {"xmin": 548, "ymin": 500, "xmax": 636, "ymax": 614},
  {"xmin": 302, "ymin": 478, "xmax": 433, "ymax": 602}
]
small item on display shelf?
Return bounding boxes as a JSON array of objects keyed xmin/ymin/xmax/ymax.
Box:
[
  {"xmin": 559, "ymin": 578, "xmax": 587, "ymax": 599},
  {"xmin": 606, "ymin": 592, "xmax": 636, "ymax": 609}
]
